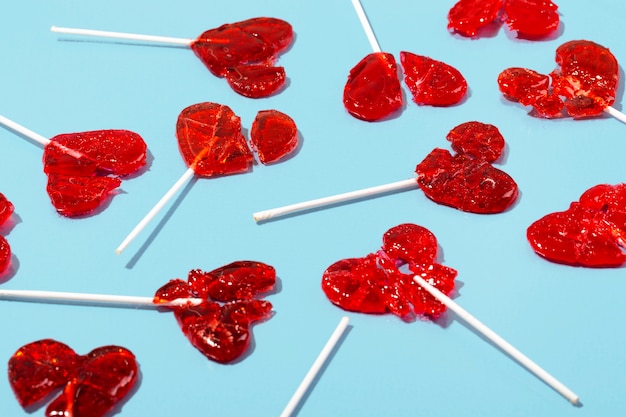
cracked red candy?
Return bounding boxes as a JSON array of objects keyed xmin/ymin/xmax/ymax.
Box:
[
  {"xmin": 0, "ymin": 193, "xmax": 13, "ymax": 274},
  {"xmin": 322, "ymin": 223, "xmax": 457, "ymax": 320},
  {"xmin": 551, "ymin": 40, "xmax": 619, "ymax": 118},
  {"xmin": 498, "ymin": 40, "xmax": 618, "ymax": 118},
  {"xmin": 400, "ymin": 51, "xmax": 467, "ymax": 106},
  {"xmin": 250, "ymin": 109, "xmax": 298, "ymax": 164},
  {"xmin": 415, "ymin": 121, "xmax": 518, "ymax": 214},
  {"xmin": 225, "ymin": 65, "xmax": 286, "ymax": 98},
  {"xmin": 191, "ymin": 17, "xmax": 293, "ymax": 98},
  {"xmin": 343, "ymin": 52, "xmax": 403, "ymax": 121},
  {"xmin": 0, "ymin": 192, "xmax": 14, "ymax": 225},
  {"xmin": 8, "ymin": 339, "xmax": 138, "ymax": 417},
  {"xmin": 527, "ymin": 183, "xmax": 626, "ymax": 267},
  {"xmin": 176, "ymin": 102, "xmax": 253, "ymax": 177},
  {"xmin": 42, "ymin": 130, "xmax": 147, "ymax": 217},
  {"xmin": 502, "ymin": 0, "xmax": 559, "ymax": 38},
  {"xmin": 153, "ymin": 261, "xmax": 276, "ymax": 363},
  {"xmin": 447, "ymin": 0, "xmax": 503, "ymax": 37}
]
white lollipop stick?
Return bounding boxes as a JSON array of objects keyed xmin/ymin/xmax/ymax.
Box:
[
  {"xmin": 413, "ymin": 275, "xmax": 580, "ymax": 405},
  {"xmin": 253, "ymin": 178, "xmax": 418, "ymax": 222},
  {"xmin": 0, "ymin": 289, "xmax": 203, "ymax": 308},
  {"xmin": 116, "ymin": 167, "xmax": 195, "ymax": 254},
  {"xmin": 604, "ymin": 106, "xmax": 626, "ymax": 124},
  {"xmin": 0, "ymin": 114, "xmax": 50, "ymax": 146},
  {"xmin": 351, "ymin": 0, "xmax": 382, "ymax": 53},
  {"xmin": 280, "ymin": 316, "xmax": 350, "ymax": 417},
  {"xmin": 51, "ymin": 25, "xmax": 193, "ymax": 46}
]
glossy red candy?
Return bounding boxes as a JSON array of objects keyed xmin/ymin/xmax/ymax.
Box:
[
  {"xmin": 502, "ymin": 0, "xmax": 559, "ymax": 38},
  {"xmin": 343, "ymin": 52, "xmax": 403, "ymax": 121},
  {"xmin": 322, "ymin": 223, "xmax": 457, "ymax": 320},
  {"xmin": 0, "ymin": 193, "xmax": 13, "ymax": 274},
  {"xmin": 42, "ymin": 130, "xmax": 147, "ymax": 217},
  {"xmin": 551, "ymin": 40, "xmax": 619, "ymax": 118},
  {"xmin": 250, "ymin": 109, "xmax": 298, "ymax": 164},
  {"xmin": 527, "ymin": 184, "xmax": 626, "ymax": 267},
  {"xmin": 191, "ymin": 17, "xmax": 293, "ymax": 98},
  {"xmin": 8, "ymin": 339, "xmax": 138, "ymax": 417},
  {"xmin": 415, "ymin": 121, "xmax": 518, "ymax": 214},
  {"xmin": 447, "ymin": 0, "xmax": 503, "ymax": 37},
  {"xmin": 497, "ymin": 67, "xmax": 564, "ymax": 117},
  {"xmin": 176, "ymin": 102, "xmax": 253, "ymax": 177},
  {"xmin": 154, "ymin": 261, "xmax": 276, "ymax": 363},
  {"xmin": 0, "ymin": 192, "xmax": 14, "ymax": 225},
  {"xmin": 400, "ymin": 51, "xmax": 467, "ymax": 106}
]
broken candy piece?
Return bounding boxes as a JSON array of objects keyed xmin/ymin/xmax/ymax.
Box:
[
  {"xmin": 8, "ymin": 339, "xmax": 138, "ymax": 417},
  {"xmin": 447, "ymin": 0, "xmax": 503, "ymax": 37},
  {"xmin": 176, "ymin": 102, "xmax": 253, "ymax": 177},
  {"xmin": 400, "ymin": 51, "xmax": 467, "ymax": 106},
  {"xmin": 154, "ymin": 261, "xmax": 276, "ymax": 363},
  {"xmin": 225, "ymin": 65, "xmax": 286, "ymax": 98},
  {"xmin": 343, "ymin": 52, "xmax": 403, "ymax": 122},
  {"xmin": 527, "ymin": 183, "xmax": 626, "ymax": 267},
  {"xmin": 322, "ymin": 223, "xmax": 457, "ymax": 320},
  {"xmin": 502, "ymin": 0, "xmax": 560, "ymax": 38},
  {"xmin": 250, "ymin": 109, "xmax": 298, "ymax": 164}
]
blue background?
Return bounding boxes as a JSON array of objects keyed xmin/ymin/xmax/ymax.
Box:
[{"xmin": 0, "ymin": 1, "xmax": 624, "ymax": 416}]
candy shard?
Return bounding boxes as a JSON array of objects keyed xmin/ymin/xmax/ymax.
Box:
[
  {"xmin": 176, "ymin": 102, "xmax": 253, "ymax": 177},
  {"xmin": 447, "ymin": 0, "xmax": 503, "ymax": 37},
  {"xmin": 46, "ymin": 174, "xmax": 121, "ymax": 217},
  {"xmin": 343, "ymin": 52, "xmax": 403, "ymax": 121},
  {"xmin": 225, "ymin": 65, "xmax": 286, "ymax": 98},
  {"xmin": 527, "ymin": 183, "xmax": 626, "ymax": 267},
  {"xmin": 322, "ymin": 224, "xmax": 457, "ymax": 320},
  {"xmin": 250, "ymin": 109, "xmax": 298, "ymax": 164},
  {"xmin": 502, "ymin": 0, "xmax": 560, "ymax": 38},
  {"xmin": 400, "ymin": 51, "xmax": 468, "ymax": 106}
]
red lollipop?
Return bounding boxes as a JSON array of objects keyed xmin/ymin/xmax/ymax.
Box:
[
  {"xmin": 0, "ymin": 193, "xmax": 14, "ymax": 274},
  {"xmin": 448, "ymin": 0, "xmax": 560, "ymax": 39},
  {"xmin": 0, "ymin": 114, "xmax": 147, "ymax": 217},
  {"xmin": 498, "ymin": 40, "xmax": 625, "ymax": 122},
  {"xmin": 8, "ymin": 339, "xmax": 138, "ymax": 417},
  {"xmin": 117, "ymin": 103, "xmax": 298, "ymax": 253},
  {"xmin": 51, "ymin": 17, "xmax": 294, "ymax": 99},
  {"xmin": 527, "ymin": 183, "xmax": 626, "ymax": 267},
  {"xmin": 254, "ymin": 121, "xmax": 518, "ymax": 221},
  {"xmin": 343, "ymin": 0, "xmax": 467, "ymax": 121}
]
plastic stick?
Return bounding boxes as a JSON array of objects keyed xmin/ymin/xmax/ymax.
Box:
[
  {"xmin": 51, "ymin": 26, "xmax": 193, "ymax": 46},
  {"xmin": 0, "ymin": 114, "xmax": 50, "ymax": 146},
  {"xmin": 604, "ymin": 106, "xmax": 626, "ymax": 124},
  {"xmin": 0, "ymin": 289, "xmax": 203, "ymax": 308},
  {"xmin": 116, "ymin": 167, "xmax": 195, "ymax": 254},
  {"xmin": 280, "ymin": 316, "xmax": 350, "ymax": 417},
  {"xmin": 351, "ymin": 0, "xmax": 381, "ymax": 52},
  {"xmin": 253, "ymin": 178, "xmax": 417, "ymax": 222},
  {"xmin": 412, "ymin": 275, "xmax": 580, "ymax": 405}
]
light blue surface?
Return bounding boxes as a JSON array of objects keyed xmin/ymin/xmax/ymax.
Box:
[{"xmin": 0, "ymin": 1, "xmax": 625, "ymax": 416}]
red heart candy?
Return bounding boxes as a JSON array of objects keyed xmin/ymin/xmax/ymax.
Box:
[
  {"xmin": 343, "ymin": 52, "xmax": 403, "ymax": 122},
  {"xmin": 42, "ymin": 129, "xmax": 147, "ymax": 217},
  {"xmin": 8, "ymin": 339, "xmax": 138, "ymax": 417},
  {"xmin": 400, "ymin": 51, "xmax": 467, "ymax": 106},
  {"xmin": 502, "ymin": 0, "xmax": 560, "ymax": 38},
  {"xmin": 415, "ymin": 121, "xmax": 518, "ymax": 214},
  {"xmin": 447, "ymin": 0, "xmax": 503, "ymax": 37},
  {"xmin": 250, "ymin": 109, "xmax": 298, "ymax": 164},
  {"xmin": 176, "ymin": 102, "xmax": 253, "ymax": 177},
  {"xmin": 322, "ymin": 223, "xmax": 457, "ymax": 320},
  {"xmin": 191, "ymin": 17, "xmax": 293, "ymax": 77},
  {"xmin": 154, "ymin": 261, "xmax": 276, "ymax": 363},
  {"xmin": 527, "ymin": 183, "xmax": 626, "ymax": 267},
  {"xmin": 498, "ymin": 40, "xmax": 618, "ymax": 118}
]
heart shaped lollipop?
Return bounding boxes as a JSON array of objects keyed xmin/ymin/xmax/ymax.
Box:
[
  {"xmin": 8, "ymin": 339, "xmax": 138, "ymax": 417},
  {"xmin": 527, "ymin": 183, "xmax": 626, "ymax": 267},
  {"xmin": 154, "ymin": 261, "xmax": 276, "ymax": 363}
]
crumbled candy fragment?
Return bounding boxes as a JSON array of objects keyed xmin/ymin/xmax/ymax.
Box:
[
  {"xmin": 527, "ymin": 183, "xmax": 626, "ymax": 267},
  {"xmin": 42, "ymin": 130, "xmax": 147, "ymax": 217},
  {"xmin": 153, "ymin": 261, "xmax": 276, "ymax": 363},
  {"xmin": 447, "ymin": 0, "xmax": 503, "ymax": 37},
  {"xmin": 250, "ymin": 109, "xmax": 298, "ymax": 164},
  {"xmin": 176, "ymin": 102, "xmax": 253, "ymax": 177},
  {"xmin": 343, "ymin": 52, "xmax": 403, "ymax": 121},
  {"xmin": 399, "ymin": 51, "xmax": 467, "ymax": 106},
  {"xmin": 8, "ymin": 339, "xmax": 138, "ymax": 417},
  {"xmin": 322, "ymin": 223, "xmax": 457, "ymax": 320},
  {"xmin": 497, "ymin": 67, "xmax": 564, "ymax": 117},
  {"xmin": 502, "ymin": 0, "xmax": 559, "ymax": 38},
  {"xmin": 415, "ymin": 121, "xmax": 518, "ymax": 214}
]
